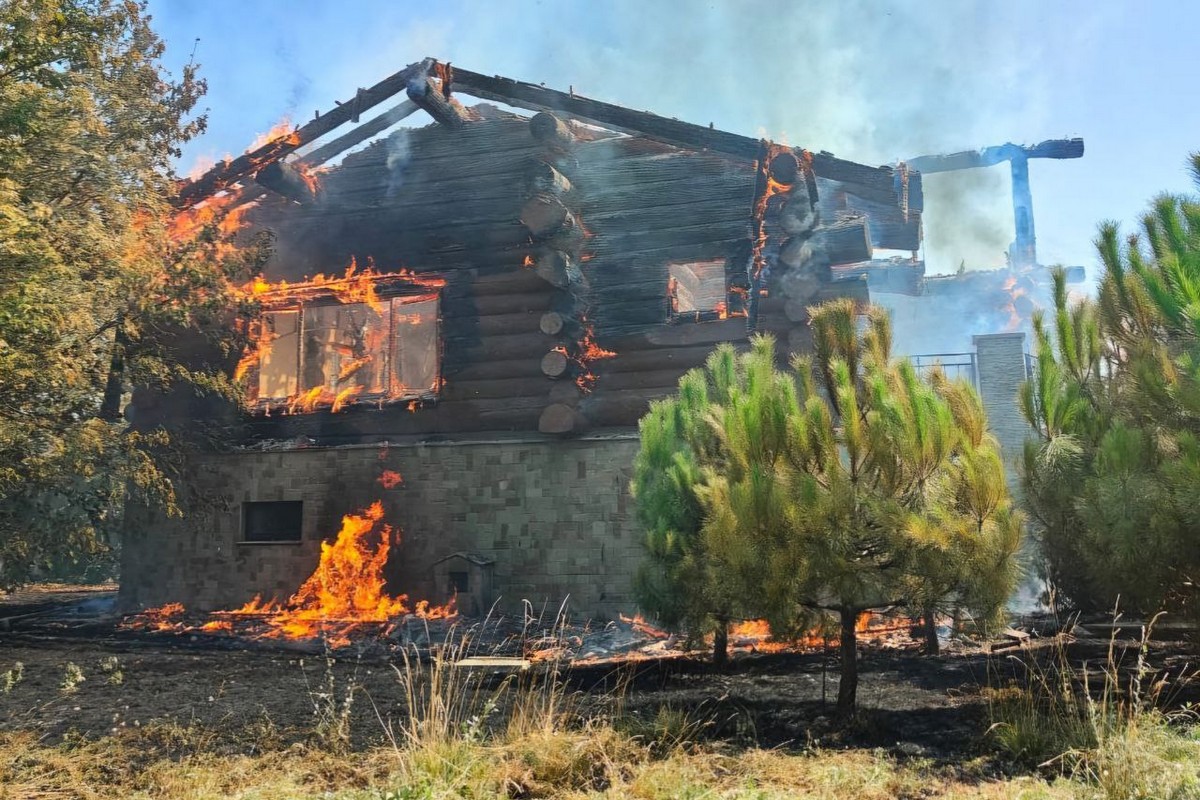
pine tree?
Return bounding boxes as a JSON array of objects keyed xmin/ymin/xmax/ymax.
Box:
[
  {"xmin": 633, "ymin": 301, "xmax": 1023, "ymax": 711},
  {"xmin": 1021, "ymin": 155, "xmax": 1200, "ymax": 615}
]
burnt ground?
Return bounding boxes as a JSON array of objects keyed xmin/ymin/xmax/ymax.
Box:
[{"xmin": 1, "ymin": 585, "xmax": 1198, "ymax": 763}]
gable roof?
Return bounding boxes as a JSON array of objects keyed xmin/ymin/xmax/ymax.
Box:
[{"xmin": 175, "ymin": 57, "xmax": 913, "ymax": 220}]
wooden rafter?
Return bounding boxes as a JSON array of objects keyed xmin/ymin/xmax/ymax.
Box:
[{"xmin": 174, "ymin": 58, "xmax": 434, "ymax": 207}]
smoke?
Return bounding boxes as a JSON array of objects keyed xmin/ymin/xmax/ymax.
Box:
[{"xmin": 922, "ymin": 170, "xmax": 1013, "ymax": 274}]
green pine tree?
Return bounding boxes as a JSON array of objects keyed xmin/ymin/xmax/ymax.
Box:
[
  {"xmin": 632, "ymin": 301, "xmax": 1023, "ymax": 711},
  {"xmin": 1021, "ymin": 155, "xmax": 1200, "ymax": 616}
]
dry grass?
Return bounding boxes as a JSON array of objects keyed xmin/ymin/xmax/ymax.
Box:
[
  {"xmin": 0, "ymin": 725, "xmax": 1084, "ymax": 800},
  {"xmin": 2, "ymin": 614, "xmax": 1195, "ymax": 799}
]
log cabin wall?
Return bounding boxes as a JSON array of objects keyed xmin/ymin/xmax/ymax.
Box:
[{"xmin": 235, "ymin": 108, "xmax": 777, "ymax": 444}]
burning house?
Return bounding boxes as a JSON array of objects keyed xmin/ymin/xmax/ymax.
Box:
[{"xmin": 119, "ymin": 58, "xmax": 923, "ymax": 622}]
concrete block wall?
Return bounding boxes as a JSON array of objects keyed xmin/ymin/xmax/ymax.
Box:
[
  {"xmin": 973, "ymin": 332, "xmax": 1033, "ymax": 483},
  {"xmin": 119, "ymin": 435, "xmax": 645, "ymax": 621}
]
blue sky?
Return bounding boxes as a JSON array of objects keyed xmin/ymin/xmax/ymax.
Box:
[{"xmin": 148, "ymin": 0, "xmax": 1200, "ymax": 278}]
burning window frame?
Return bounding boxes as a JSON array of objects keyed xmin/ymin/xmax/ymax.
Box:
[
  {"xmin": 239, "ymin": 270, "xmax": 445, "ymax": 414},
  {"xmin": 666, "ymin": 258, "xmax": 735, "ymax": 322}
]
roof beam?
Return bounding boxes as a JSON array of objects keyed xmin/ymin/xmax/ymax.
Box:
[
  {"xmin": 174, "ymin": 58, "xmax": 434, "ymax": 207},
  {"xmin": 299, "ymin": 99, "xmax": 419, "ymax": 166},
  {"xmin": 446, "ymin": 64, "xmax": 904, "ymax": 204}
]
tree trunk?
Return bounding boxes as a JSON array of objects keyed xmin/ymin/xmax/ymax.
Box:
[
  {"xmin": 99, "ymin": 322, "xmax": 127, "ymax": 422},
  {"xmin": 837, "ymin": 607, "xmax": 858, "ymax": 715},
  {"xmin": 922, "ymin": 608, "xmax": 940, "ymax": 655},
  {"xmin": 712, "ymin": 619, "xmax": 729, "ymax": 667}
]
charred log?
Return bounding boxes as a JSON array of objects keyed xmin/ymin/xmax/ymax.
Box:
[
  {"xmin": 541, "ymin": 348, "xmax": 570, "ymax": 379},
  {"xmin": 812, "ymin": 216, "xmax": 873, "ymax": 267},
  {"xmin": 538, "ymin": 402, "xmax": 583, "ymax": 434},
  {"xmin": 525, "ymin": 159, "xmax": 573, "ymax": 197},
  {"xmin": 255, "ymin": 161, "xmax": 319, "ymax": 205},
  {"xmin": 406, "ymin": 77, "xmax": 469, "ymax": 128},
  {"xmin": 529, "ymin": 111, "xmax": 575, "ymax": 149}
]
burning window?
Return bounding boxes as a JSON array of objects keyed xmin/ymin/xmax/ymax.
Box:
[
  {"xmin": 243, "ymin": 281, "xmax": 442, "ymax": 413},
  {"xmin": 668, "ymin": 259, "xmax": 729, "ymax": 318},
  {"xmin": 243, "ymin": 501, "xmax": 303, "ymax": 543}
]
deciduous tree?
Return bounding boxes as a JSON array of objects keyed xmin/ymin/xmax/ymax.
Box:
[{"xmin": 0, "ymin": 0, "xmax": 251, "ymax": 587}]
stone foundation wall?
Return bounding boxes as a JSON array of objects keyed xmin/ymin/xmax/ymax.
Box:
[{"xmin": 119, "ymin": 434, "xmax": 644, "ymax": 621}]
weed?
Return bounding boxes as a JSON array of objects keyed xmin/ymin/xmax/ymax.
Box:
[
  {"xmin": 99, "ymin": 655, "xmax": 123, "ymax": 685},
  {"xmin": 302, "ymin": 650, "xmax": 359, "ymax": 753},
  {"xmin": 60, "ymin": 661, "xmax": 85, "ymax": 693},
  {"xmin": 1, "ymin": 662, "xmax": 22, "ymax": 694},
  {"xmin": 987, "ymin": 609, "xmax": 1200, "ymax": 798}
]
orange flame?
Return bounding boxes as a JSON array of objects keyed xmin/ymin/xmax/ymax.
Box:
[
  {"xmin": 619, "ymin": 612, "xmax": 670, "ymax": 640},
  {"xmin": 229, "ymin": 502, "xmax": 455, "ymax": 647},
  {"xmin": 378, "ymin": 470, "xmax": 404, "ymax": 489},
  {"xmin": 248, "ymin": 119, "xmax": 301, "ymax": 153}
]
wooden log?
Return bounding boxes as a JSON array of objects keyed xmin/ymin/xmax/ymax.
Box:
[
  {"xmin": 446, "ymin": 331, "xmax": 552, "ymax": 361},
  {"xmin": 541, "ymin": 349, "xmax": 570, "ymax": 378},
  {"xmin": 406, "ymin": 77, "xmax": 469, "ymax": 128},
  {"xmin": 814, "ymin": 217, "xmax": 872, "ymax": 267},
  {"xmin": 254, "ymin": 161, "xmax": 318, "ymax": 205},
  {"xmin": 539, "ymin": 311, "xmax": 565, "ymax": 336},
  {"xmin": 525, "ymin": 159, "xmax": 573, "ymax": 197},
  {"xmin": 530, "ymin": 249, "xmax": 580, "ymax": 289},
  {"xmin": 593, "ymin": 367, "xmax": 691, "ymax": 392},
  {"xmin": 520, "ymin": 194, "xmax": 572, "ymax": 238},
  {"xmin": 591, "ymin": 343, "xmax": 732, "ymax": 373},
  {"xmin": 446, "ymin": 358, "xmax": 546, "ymax": 382},
  {"xmin": 452, "ymin": 66, "xmax": 905, "ymax": 201},
  {"xmin": 529, "ymin": 111, "xmax": 575, "ymax": 149},
  {"xmin": 538, "ymin": 403, "xmax": 582, "ymax": 434},
  {"xmin": 645, "ymin": 317, "xmax": 750, "ymax": 346},
  {"xmin": 469, "ymin": 291, "xmax": 556, "ymax": 316},
  {"xmin": 548, "ymin": 381, "xmax": 585, "ymax": 404},
  {"xmin": 444, "ymin": 376, "xmax": 567, "ymax": 401},
  {"xmin": 442, "ymin": 310, "xmax": 542, "ymax": 338},
  {"xmin": 769, "ymin": 151, "xmax": 801, "ymax": 185}
]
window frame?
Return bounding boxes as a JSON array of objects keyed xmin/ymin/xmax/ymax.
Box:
[
  {"xmin": 247, "ymin": 286, "xmax": 442, "ymax": 413},
  {"xmin": 666, "ymin": 258, "xmax": 735, "ymax": 323},
  {"xmin": 241, "ymin": 500, "xmax": 304, "ymax": 545}
]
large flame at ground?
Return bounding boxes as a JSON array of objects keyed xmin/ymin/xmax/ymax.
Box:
[
  {"xmin": 125, "ymin": 492, "xmax": 456, "ymax": 649},
  {"xmin": 228, "ymin": 501, "xmax": 453, "ymax": 646}
]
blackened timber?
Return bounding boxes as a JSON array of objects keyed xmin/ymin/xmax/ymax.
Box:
[
  {"xmin": 176, "ymin": 58, "xmax": 433, "ymax": 206},
  {"xmin": 812, "ymin": 216, "xmax": 873, "ymax": 267},
  {"xmin": 407, "ymin": 77, "xmax": 470, "ymax": 128},
  {"xmin": 255, "ymin": 161, "xmax": 318, "ymax": 204},
  {"xmin": 448, "ymin": 65, "xmax": 904, "ymax": 197},
  {"xmin": 300, "ymin": 99, "xmax": 419, "ymax": 166},
  {"xmin": 539, "ymin": 403, "xmax": 582, "ymax": 434},
  {"xmin": 529, "ymin": 112, "xmax": 574, "ymax": 148}
]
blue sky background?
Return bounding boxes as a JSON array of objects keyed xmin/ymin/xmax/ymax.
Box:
[{"xmin": 148, "ymin": 0, "xmax": 1200, "ymax": 278}]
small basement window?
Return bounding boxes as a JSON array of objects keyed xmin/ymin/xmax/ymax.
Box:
[
  {"xmin": 242, "ymin": 501, "xmax": 303, "ymax": 543},
  {"xmin": 668, "ymin": 259, "xmax": 728, "ymax": 318}
]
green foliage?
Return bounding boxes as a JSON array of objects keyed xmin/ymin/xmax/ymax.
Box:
[
  {"xmin": 1021, "ymin": 156, "xmax": 1200, "ymax": 616},
  {"xmin": 631, "ymin": 300, "xmax": 1023, "ymax": 708},
  {"xmin": 0, "ymin": 1, "xmax": 254, "ymax": 587}
]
